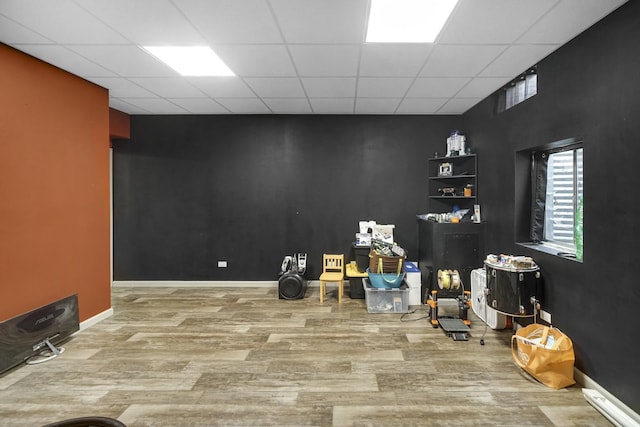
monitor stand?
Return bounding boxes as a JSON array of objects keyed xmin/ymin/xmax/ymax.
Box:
[{"xmin": 26, "ymin": 338, "xmax": 65, "ymax": 365}]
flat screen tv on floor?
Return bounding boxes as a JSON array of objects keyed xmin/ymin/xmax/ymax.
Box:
[{"xmin": 0, "ymin": 294, "xmax": 79, "ymax": 375}]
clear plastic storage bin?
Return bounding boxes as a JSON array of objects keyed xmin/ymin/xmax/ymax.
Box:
[{"xmin": 363, "ymin": 278, "xmax": 409, "ymax": 313}]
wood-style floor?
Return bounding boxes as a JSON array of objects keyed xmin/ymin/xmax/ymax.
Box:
[{"xmin": 0, "ymin": 285, "xmax": 611, "ymax": 427}]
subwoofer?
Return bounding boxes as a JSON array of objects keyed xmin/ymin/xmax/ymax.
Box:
[{"xmin": 278, "ymin": 272, "xmax": 307, "ymax": 300}]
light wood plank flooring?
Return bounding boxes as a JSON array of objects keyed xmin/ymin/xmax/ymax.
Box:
[{"xmin": 0, "ymin": 286, "xmax": 610, "ymax": 426}]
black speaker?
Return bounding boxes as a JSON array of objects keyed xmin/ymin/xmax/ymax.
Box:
[{"xmin": 278, "ymin": 273, "xmax": 307, "ymax": 300}]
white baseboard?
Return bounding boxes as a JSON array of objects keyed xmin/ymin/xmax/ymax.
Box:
[
  {"xmin": 575, "ymin": 369, "xmax": 640, "ymax": 425},
  {"xmin": 112, "ymin": 280, "xmax": 320, "ymax": 288},
  {"xmin": 112, "ymin": 280, "xmax": 278, "ymax": 288},
  {"xmin": 79, "ymin": 307, "xmax": 113, "ymax": 331}
]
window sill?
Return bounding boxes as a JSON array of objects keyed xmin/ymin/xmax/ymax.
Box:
[{"xmin": 516, "ymin": 242, "xmax": 583, "ymax": 263}]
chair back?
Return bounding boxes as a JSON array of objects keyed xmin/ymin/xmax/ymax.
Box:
[{"xmin": 322, "ymin": 254, "xmax": 344, "ymax": 274}]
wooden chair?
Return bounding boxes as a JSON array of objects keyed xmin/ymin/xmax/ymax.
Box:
[{"xmin": 319, "ymin": 254, "xmax": 345, "ymax": 303}]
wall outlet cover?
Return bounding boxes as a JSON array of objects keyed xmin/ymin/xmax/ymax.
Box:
[{"xmin": 540, "ymin": 310, "xmax": 551, "ymax": 323}]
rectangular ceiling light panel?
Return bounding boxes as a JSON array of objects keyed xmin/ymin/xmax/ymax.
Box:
[
  {"xmin": 366, "ymin": 0, "xmax": 458, "ymax": 43},
  {"xmin": 142, "ymin": 46, "xmax": 234, "ymax": 76}
]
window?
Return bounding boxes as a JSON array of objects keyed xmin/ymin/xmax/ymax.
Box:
[
  {"xmin": 544, "ymin": 148, "xmax": 583, "ymax": 248},
  {"xmin": 497, "ymin": 66, "xmax": 537, "ymax": 113},
  {"xmin": 529, "ymin": 141, "xmax": 583, "ymax": 260},
  {"xmin": 506, "ymin": 72, "xmax": 537, "ymax": 109}
]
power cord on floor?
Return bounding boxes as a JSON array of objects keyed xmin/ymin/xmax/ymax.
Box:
[
  {"xmin": 479, "ymin": 317, "xmax": 488, "ymax": 346},
  {"xmin": 400, "ymin": 307, "xmax": 431, "ymax": 322}
]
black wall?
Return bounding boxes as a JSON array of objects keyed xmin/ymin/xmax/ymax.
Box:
[
  {"xmin": 462, "ymin": 1, "xmax": 639, "ymax": 411},
  {"xmin": 113, "ymin": 115, "xmax": 459, "ymax": 281},
  {"xmin": 113, "ymin": 1, "xmax": 639, "ymax": 411}
]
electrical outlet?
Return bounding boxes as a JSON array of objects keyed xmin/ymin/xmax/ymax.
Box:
[
  {"xmin": 540, "ymin": 310, "xmax": 551, "ymax": 323},
  {"xmin": 217, "ymin": 260, "xmax": 228, "ymax": 268}
]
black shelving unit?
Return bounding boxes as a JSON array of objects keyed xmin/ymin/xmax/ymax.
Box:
[
  {"xmin": 427, "ymin": 154, "xmax": 477, "ymax": 213},
  {"xmin": 416, "ymin": 217, "xmax": 484, "ymax": 300},
  {"xmin": 421, "ymin": 154, "xmax": 484, "ymax": 300}
]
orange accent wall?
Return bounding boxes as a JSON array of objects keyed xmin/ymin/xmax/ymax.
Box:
[
  {"xmin": 0, "ymin": 44, "xmax": 111, "ymax": 323},
  {"xmin": 109, "ymin": 108, "xmax": 130, "ymax": 141}
]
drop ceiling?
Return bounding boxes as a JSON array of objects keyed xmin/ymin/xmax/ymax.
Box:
[{"xmin": 0, "ymin": 0, "xmax": 628, "ymax": 115}]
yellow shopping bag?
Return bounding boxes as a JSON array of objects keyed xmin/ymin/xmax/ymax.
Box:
[{"xmin": 511, "ymin": 323, "xmax": 576, "ymax": 389}]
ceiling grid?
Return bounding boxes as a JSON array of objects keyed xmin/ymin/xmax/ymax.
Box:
[{"xmin": 0, "ymin": 0, "xmax": 628, "ymax": 114}]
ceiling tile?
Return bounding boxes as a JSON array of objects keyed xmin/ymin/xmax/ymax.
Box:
[
  {"xmin": 359, "ymin": 44, "xmax": 432, "ymax": 77},
  {"xmin": 186, "ymin": 77, "xmax": 256, "ymax": 98},
  {"xmin": 244, "ymin": 77, "xmax": 305, "ymax": 98},
  {"xmin": 9, "ymin": 45, "xmax": 116, "ymax": 77},
  {"xmin": 439, "ymin": 0, "xmax": 557, "ymax": 44},
  {"xmin": 88, "ymin": 77, "xmax": 156, "ymax": 98},
  {"xmin": 289, "ymin": 45, "xmax": 360, "ymax": 77},
  {"xmin": 396, "ymin": 98, "xmax": 449, "ymax": 114},
  {"xmin": 80, "ymin": 0, "xmax": 205, "ymax": 45},
  {"xmin": 421, "ymin": 45, "xmax": 508, "ymax": 77},
  {"xmin": 300, "ymin": 78, "xmax": 356, "ymax": 98},
  {"xmin": 174, "ymin": 0, "xmax": 283, "ymax": 44},
  {"xmin": 407, "ymin": 78, "xmax": 470, "ymax": 98},
  {"xmin": 456, "ymin": 77, "xmax": 510, "ymax": 98},
  {"xmin": 108, "ymin": 98, "xmax": 150, "ymax": 114},
  {"xmin": 215, "ymin": 98, "xmax": 271, "ymax": 114},
  {"xmin": 262, "ymin": 98, "xmax": 312, "ymax": 114},
  {"xmin": 214, "ymin": 45, "xmax": 296, "ymax": 77},
  {"xmin": 357, "ymin": 78, "xmax": 414, "ymax": 98},
  {"xmin": 66, "ymin": 45, "xmax": 177, "ymax": 77},
  {"xmin": 438, "ymin": 98, "xmax": 484, "ymax": 114},
  {"xmin": 0, "ymin": 15, "xmax": 52, "ymax": 43},
  {"xmin": 309, "ymin": 98, "xmax": 355, "ymax": 114},
  {"xmin": 518, "ymin": 0, "xmax": 628, "ymax": 44},
  {"xmin": 355, "ymin": 98, "xmax": 401, "ymax": 114},
  {"xmin": 128, "ymin": 77, "xmax": 206, "ymax": 98},
  {"xmin": 270, "ymin": 0, "xmax": 368, "ymax": 43},
  {"xmin": 168, "ymin": 98, "xmax": 230, "ymax": 114},
  {"xmin": 0, "ymin": 0, "xmax": 129, "ymax": 44},
  {"xmin": 480, "ymin": 45, "xmax": 559, "ymax": 77},
  {"xmin": 122, "ymin": 98, "xmax": 189, "ymax": 114}
]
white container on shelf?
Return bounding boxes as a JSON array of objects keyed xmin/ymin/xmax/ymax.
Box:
[
  {"xmin": 404, "ymin": 262, "xmax": 422, "ymax": 306},
  {"xmin": 372, "ymin": 224, "xmax": 394, "ymax": 244}
]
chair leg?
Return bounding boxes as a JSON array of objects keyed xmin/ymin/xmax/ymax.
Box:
[{"xmin": 320, "ymin": 281, "xmax": 345, "ymax": 303}]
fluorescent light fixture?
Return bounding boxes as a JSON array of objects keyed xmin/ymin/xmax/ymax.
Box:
[
  {"xmin": 366, "ymin": 0, "xmax": 458, "ymax": 43},
  {"xmin": 142, "ymin": 46, "xmax": 234, "ymax": 76}
]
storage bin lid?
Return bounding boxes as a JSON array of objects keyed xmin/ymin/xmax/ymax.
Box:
[
  {"xmin": 404, "ymin": 262, "xmax": 420, "ymax": 273},
  {"xmin": 363, "ymin": 278, "xmax": 408, "ymax": 291}
]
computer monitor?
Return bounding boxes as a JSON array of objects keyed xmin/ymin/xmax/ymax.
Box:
[{"xmin": 0, "ymin": 294, "xmax": 79, "ymax": 374}]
